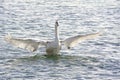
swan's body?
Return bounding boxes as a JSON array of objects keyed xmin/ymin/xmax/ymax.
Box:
[
  {"xmin": 45, "ymin": 21, "xmax": 61, "ymax": 55},
  {"xmin": 4, "ymin": 20, "xmax": 101, "ymax": 56}
]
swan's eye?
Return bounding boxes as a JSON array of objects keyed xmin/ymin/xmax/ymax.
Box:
[{"xmin": 68, "ymin": 47, "xmax": 71, "ymax": 49}]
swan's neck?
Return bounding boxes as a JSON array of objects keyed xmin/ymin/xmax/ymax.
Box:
[{"xmin": 55, "ymin": 26, "xmax": 59, "ymax": 42}]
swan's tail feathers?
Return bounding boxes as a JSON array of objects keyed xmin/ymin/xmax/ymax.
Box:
[{"xmin": 4, "ymin": 33, "xmax": 13, "ymax": 43}]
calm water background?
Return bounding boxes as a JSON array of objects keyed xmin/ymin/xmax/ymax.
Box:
[{"xmin": 0, "ymin": 0, "xmax": 120, "ymax": 80}]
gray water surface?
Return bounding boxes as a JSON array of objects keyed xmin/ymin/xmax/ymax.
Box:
[{"xmin": 0, "ymin": 0, "xmax": 120, "ymax": 80}]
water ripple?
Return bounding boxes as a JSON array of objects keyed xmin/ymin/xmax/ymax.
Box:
[{"xmin": 0, "ymin": 0, "xmax": 120, "ymax": 80}]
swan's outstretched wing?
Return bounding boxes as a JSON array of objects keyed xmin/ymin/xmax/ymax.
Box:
[
  {"xmin": 62, "ymin": 32, "xmax": 101, "ymax": 49},
  {"xmin": 4, "ymin": 34, "xmax": 46, "ymax": 52}
]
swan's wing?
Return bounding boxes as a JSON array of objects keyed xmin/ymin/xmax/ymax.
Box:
[
  {"xmin": 4, "ymin": 34, "xmax": 46, "ymax": 52},
  {"xmin": 61, "ymin": 32, "xmax": 101, "ymax": 49}
]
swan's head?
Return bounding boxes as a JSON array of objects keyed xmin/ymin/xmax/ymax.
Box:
[{"xmin": 55, "ymin": 20, "xmax": 59, "ymax": 27}]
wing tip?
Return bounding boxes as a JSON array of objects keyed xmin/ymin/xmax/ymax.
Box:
[
  {"xmin": 95, "ymin": 32, "xmax": 103, "ymax": 36},
  {"xmin": 4, "ymin": 33, "xmax": 12, "ymax": 42}
]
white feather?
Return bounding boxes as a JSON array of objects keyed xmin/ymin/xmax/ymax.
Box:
[
  {"xmin": 4, "ymin": 20, "xmax": 102, "ymax": 55},
  {"xmin": 62, "ymin": 32, "xmax": 101, "ymax": 49},
  {"xmin": 4, "ymin": 34, "xmax": 46, "ymax": 52}
]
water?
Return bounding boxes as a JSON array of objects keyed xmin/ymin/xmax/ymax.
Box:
[{"xmin": 0, "ymin": 0, "xmax": 120, "ymax": 80}]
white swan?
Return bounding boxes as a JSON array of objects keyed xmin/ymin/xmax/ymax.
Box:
[{"xmin": 4, "ymin": 20, "xmax": 101, "ymax": 56}]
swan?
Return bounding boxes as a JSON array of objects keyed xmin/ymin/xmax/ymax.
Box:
[{"xmin": 4, "ymin": 20, "xmax": 101, "ymax": 56}]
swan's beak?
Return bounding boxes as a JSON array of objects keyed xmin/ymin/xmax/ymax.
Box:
[{"xmin": 55, "ymin": 20, "xmax": 59, "ymax": 27}]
